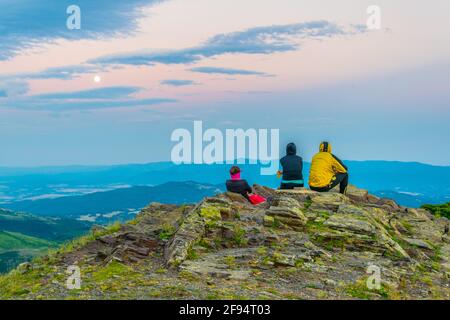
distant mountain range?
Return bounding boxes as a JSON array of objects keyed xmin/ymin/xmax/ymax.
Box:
[
  {"xmin": 3, "ymin": 181, "xmax": 224, "ymax": 223},
  {"xmin": 373, "ymin": 190, "xmax": 438, "ymax": 208},
  {"xmin": 0, "ymin": 161, "xmax": 449, "ymax": 207},
  {"xmin": 0, "ymin": 209, "xmax": 90, "ymax": 273}
]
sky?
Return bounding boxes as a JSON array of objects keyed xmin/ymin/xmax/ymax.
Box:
[{"xmin": 0, "ymin": 0, "xmax": 449, "ymax": 167}]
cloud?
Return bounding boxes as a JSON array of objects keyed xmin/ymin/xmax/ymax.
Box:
[
  {"xmin": 91, "ymin": 49, "xmax": 200, "ymax": 66},
  {"xmin": 35, "ymin": 86, "xmax": 142, "ymax": 100},
  {"xmin": 91, "ymin": 21, "xmax": 364, "ymax": 66},
  {"xmin": 24, "ymin": 65, "xmax": 104, "ymax": 80},
  {"xmin": 0, "ymin": 80, "xmax": 30, "ymax": 97},
  {"xmin": 0, "ymin": 64, "xmax": 109, "ymax": 83},
  {"xmin": 190, "ymin": 67, "xmax": 271, "ymax": 76},
  {"xmin": 201, "ymin": 20, "xmax": 345, "ymax": 55},
  {"xmin": 0, "ymin": 0, "xmax": 164, "ymax": 60},
  {"xmin": 0, "ymin": 97, "xmax": 177, "ymax": 111},
  {"xmin": 37, "ymin": 98, "xmax": 177, "ymax": 110},
  {"xmin": 160, "ymin": 79, "xmax": 197, "ymax": 87},
  {"xmin": 0, "ymin": 86, "xmax": 176, "ymax": 110}
]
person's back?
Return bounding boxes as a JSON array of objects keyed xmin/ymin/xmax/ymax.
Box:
[
  {"xmin": 309, "ymin": 152, "xmax": 338, "ymax": 187},
  {"xmin": 279, "ymin": 143, "xmax": 304, "ymax": 189},
  {"xmin": 309, "ymin": 141, "xmax": 348, "ymax": 194},
  {"xmin": 226, "ymin": 166, "xmax": 252, "ymax": 199}
]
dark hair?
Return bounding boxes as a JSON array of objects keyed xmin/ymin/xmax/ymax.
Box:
[{"xmin": 229, "ymin": 166, "xmax": 241, "ymax": 175}]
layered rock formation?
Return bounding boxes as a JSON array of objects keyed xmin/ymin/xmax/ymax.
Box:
[{"xmin": 1, "ymin": 185, "xmax": 449, "ymax": 300}]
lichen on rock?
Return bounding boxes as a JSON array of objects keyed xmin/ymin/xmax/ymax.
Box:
[{"xmin": 1, "ymin": 184, "xmax": 449, "ymax": 300}]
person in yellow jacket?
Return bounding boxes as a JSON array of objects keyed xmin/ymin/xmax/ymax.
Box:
[{"xmin": 309, "ymin": 141, "xmax": 349, "ymax": 194}]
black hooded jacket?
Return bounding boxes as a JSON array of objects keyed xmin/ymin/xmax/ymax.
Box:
[
  {"xmin": 226, "ymin": 180, "xmax": 252, "ymax": 199},
  {"xmin": 280, "ymin": 143, "xmax": 303, "ymax": 181}
]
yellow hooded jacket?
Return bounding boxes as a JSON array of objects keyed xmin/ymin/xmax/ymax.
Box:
[{"xmin": 309, "ymin": 142, "xmax": 347, "ymax": 188}]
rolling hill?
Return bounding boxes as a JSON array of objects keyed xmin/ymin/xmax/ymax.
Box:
[
  {"xmin": 0, "ymin": 209, "xmax": 91, "ymax": 273},
  {"xmin": 0, "ymin": 231, "xmax": 53, "ymax": 250}
]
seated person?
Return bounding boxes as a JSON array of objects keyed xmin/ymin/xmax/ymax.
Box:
[
  {"xmin": 309, "ymin": 141, "xmax": 349, "ymax": 194},
  {"xmin": 278, "ymin": 143, "xmax": 304, "ymax": 189},
  {"xmin": 226, "ymin": 166, "xmax": 252, "ymax": 200}
]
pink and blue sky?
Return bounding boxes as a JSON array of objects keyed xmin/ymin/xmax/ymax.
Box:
[{"xmin": 0, "ymin": 0, "xmax": 449, "ymax": 166}]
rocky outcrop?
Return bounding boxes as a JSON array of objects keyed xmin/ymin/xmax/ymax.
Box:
[
  {"xmin": 264, "ymin": 197, "xmax": 308, "ymax": 231},
  {"xmin": 2, "ymin": 185, "xmax": 449, "ymax": 300},
  {"xmin": 57, "ymin": 203, "xmax": 189, "ymax": 266}
]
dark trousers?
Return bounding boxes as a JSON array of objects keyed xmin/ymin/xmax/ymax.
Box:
[
  {"xmin": 310, "ymin": 173, "xmax": 349, "ymax": 194},
  {"xmin": 280, "ymin": 182, "xmax": 304, "ymax": 190}
]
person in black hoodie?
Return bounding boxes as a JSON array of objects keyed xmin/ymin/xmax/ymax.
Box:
[
  {"xmin": 226, "ymin": 166, "xmax": 252, "ymax": 200},
  {"xmin": 278, "ymin": 143, "xmax": 304, "ymax": 190}
]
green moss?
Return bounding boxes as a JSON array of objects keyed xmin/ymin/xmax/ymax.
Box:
[
  {"xmin": 210, "ymin": 236, "xmax": 222, "ymax": 248},
  {"xmin": 256, "ymin": 246, "xmax": 267, "ymax": 255},
  {"xmin": 312, "ymin": 234, "xmax": 347, "ymax": 251},
  {"xmin": 223, "ymin": 256, "xmax": 236, "ymax": 268},
  {"xmin": 400, "ymin": 221, "xmax": 414, "ymax": 233},
  {"xmin": 314, "ymin": 257, "xmax": 325, "ymax": 266},
  {"xmin": 199, "ymin": 206, "xmax": 222, "ymax": 220},
  {"xmin": 197, "ymin": 238, "xmax": 212, "ymax": 249},
  {"xmin": 345, "ymin": 279, "xmax": 394, "ymax": 300},
  {"xmin": 421, "ymin": 276, "xmax": 433, "ymax": 286},
  {"xmin": 155, "ymin": 268, "xmax": 167, "ymax": 274},
  {"xmin": 158, "ymin": 284, "xmax": 190, "ymax": 298},
  {"xmin": 416, "ymin": 263, "xmax": 427, "ymax": 273},
  {"xmin": 178, "ymin": 270, "xmax": 199, "ymax": 281},
  {"xmin": 232, "ymin": 225, "xmax": 247, "ymax": 246},
  {"xmin": 0, "ymin": 268, "xmax": 43, "ymax": 299},
  {"xmin": 390, "ymin": 234, "xmax": 409, "ymax": 248},
  {"xmin": 294, "ymin": 258, "xmax": 305, "ymax": 268},
  {"xmin": 428, "ymin": 250, "xmax": 441, "ymax": 272},
  {"xmin": 317, "ymin": 211, "xmax": 330, "ymax": 220},
  {"xmin": 263, "ymin": 215, "xmax": 279, "ymax": 228},
  {"xmin": 263, "ymin": 215, "xmax": 274, "ymax": 224},
  {"xmin": 271, "ymin": 251, "xmax": 283, "ymax": 262},
  {"xmin": 262, "ymin": 256, "xmax": 273, "ymax": 266},
  {"xmin": 305, "ymin": 213, "xmax": 331, "ymax": 232},
  {"xmin": 421, "ymin": 202, "xmax": 450, "ymax": 219},
  {"xmin": 158, "ymin": 223, "xmax": 176, "ymax": 240},
  {"xmin": 205, "ymin": 292, "xmax": 220, "ymax": 300},
  {"xmin": 198, "ymin": 204, "xmax": 225, "ymax": 229},
  {"xmin": 304, "ymin": 199, "xmax": 312, "ymax": 209},
  {"xmin": 91, "ymin": 261, "xmax": 132, "ymax": 282},
  {"xmin": 186, "ymin": 246, "xmax": 200, "ymax": 260}
]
